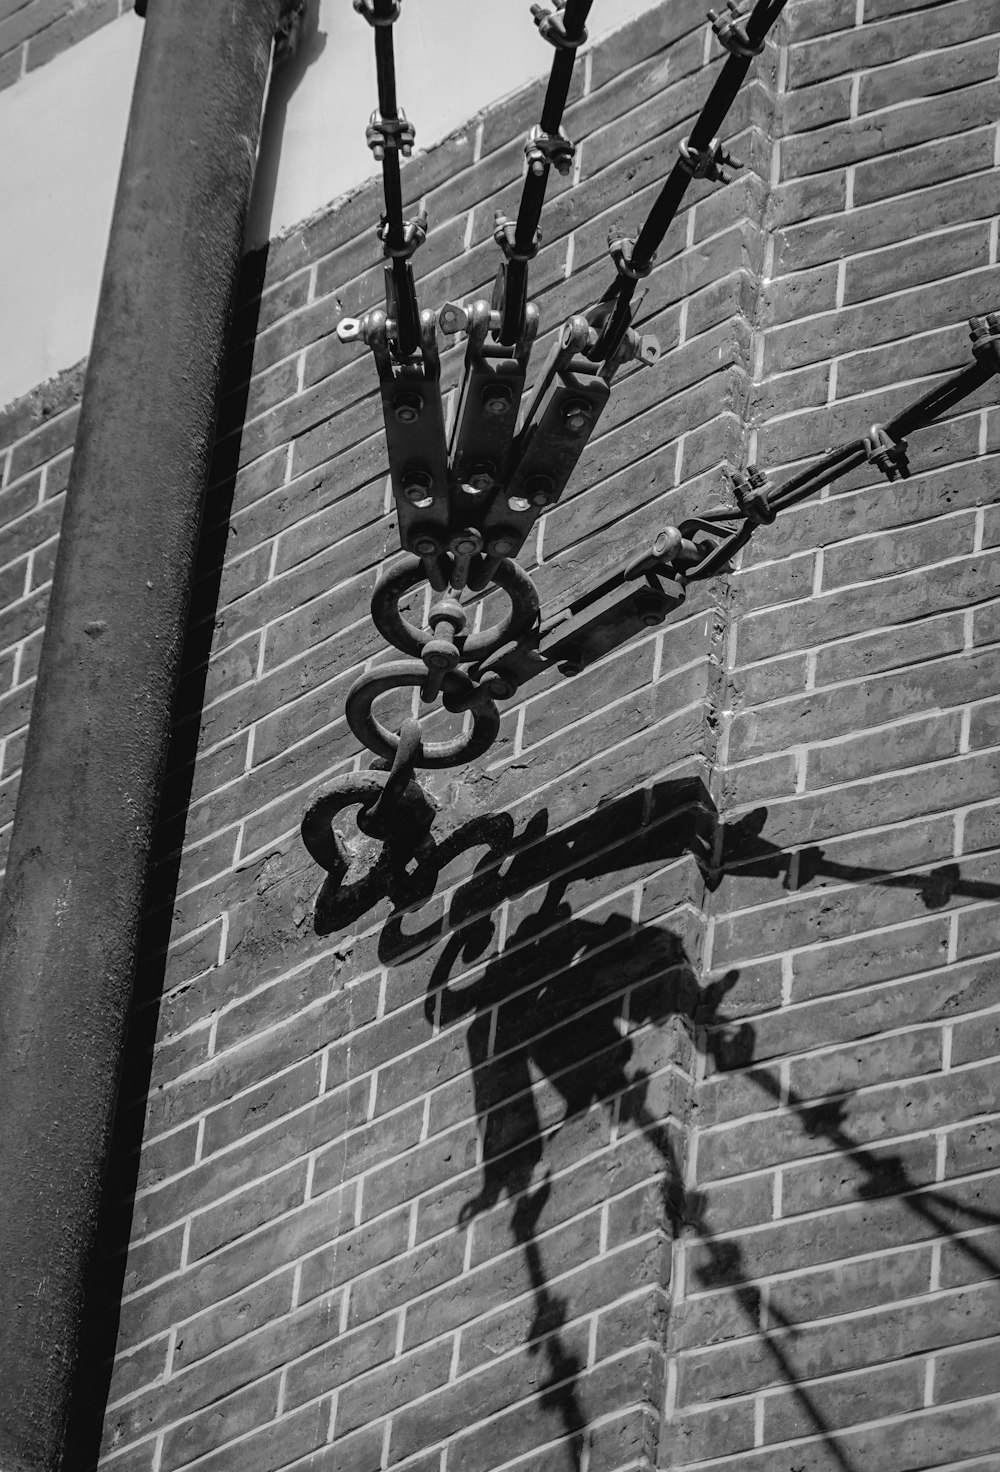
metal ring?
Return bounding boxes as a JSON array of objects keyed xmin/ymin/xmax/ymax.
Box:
[
  {"xmin": 301, "ymin": 769, "xmax": 435, "ymax": 871},
  {"xmin": 371, "ymin": 556, "xmax": 539, "ymax": 662},
  {"xmin": 346, "ymin": 660, "xmax": 500, "ymax": 768}
]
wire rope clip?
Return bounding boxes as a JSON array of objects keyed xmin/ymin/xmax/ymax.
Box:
[
  {"xmin": 678, "ymin": 136, "xmax": 741, "ymax": 185},
  {"xmin": 525, "ymin": 123, "xmax": 576, "ymax": 178},
  {"xmin": 608, "ymin": 232, "xmax": 656, "ymax": 283},
  {"xmin": 494, "ymin": 212, "xmax": 542, "ymax": 263},
  {"xmin": 864, "ymin": 424, "xmax": 909, "ymax": 482},
  {"xmin": 970, "ymin": 313, "xmax": 1000, "ymax": 374},
  {"xmin": 708, "ymin": 1, "xmax": 765, "ymax": 57},
  {"xmin": 730, "ymin": 465, "xmax": 774, "ymax": 524},
  {"xmin": 353, "ymin": 0, "xmax": 401, "ymax": 25},
  {"xmin": 366, "ymin": 109, "xmax": 416, "ymax": 160},
  {"xmin": 377, "ymin": 210, "xmax": 427, "ymax": 259},
  {"xmin": 530, "ymin": 1, "xmax": 588, "ymax": 49}
]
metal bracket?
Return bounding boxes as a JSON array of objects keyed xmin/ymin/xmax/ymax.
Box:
[
  {"xmin": 377, "ymin": 210, "xmax": 427, "ymax": 259},
  {"xmin": 440, "ymin": 299, "xmax": 539, "ymax": 533},
  {"xmin": 339, "ymin": 310, "xmax": 450, "ymax": 554},
  {"xmin": 525, "ymin": 123, "xmax": 576, "ymax": 178},
  {"xmin": 708, "ymin": 1, "xmax": 765, "ymax": 57},
  {"xmin": 678, "ymin": 135, "xmax": 741, "ymax": 185},
  {"xmin": 608, "ymin": 232, "xmax": 656, "ymax": 282},
  {"xmin": 366, "ymin": 109, "xmax": 415, "ymax": 160},
  {"xmin": 865, "ymin": 424, "xmax": 910, "ymax": 481},
  {"xmin": 730, "ymin": 465, "xmax": 774, "ymax": 524},
  {"xmin": 494, "ymin": 212, "xmax": 542, "ymax": 263},
  {"xmin": 529, "ymin": 1, "xmax": 588, "ymax": 49}
]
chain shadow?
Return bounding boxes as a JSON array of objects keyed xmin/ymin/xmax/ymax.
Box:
[{"xmin": 315, "ymin": 780, "xmax": 1000, "ymax": 1470}]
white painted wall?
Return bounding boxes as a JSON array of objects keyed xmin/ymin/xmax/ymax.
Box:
[{"xmin": 0, "ymin": 0, "xmax": 665, "ymax": 411}]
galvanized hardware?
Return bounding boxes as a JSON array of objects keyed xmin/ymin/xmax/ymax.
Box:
[
  {"xmin": 377, "ymin": 209, "xmax": 427, "ymax": 258},
  {"xmin": 730, "ymin": 465, "xmax": 774, "ymax": 524},
  {"xmin": 346, "ymin": 660, "xmax": 502, "ymax": 767},
  {"xmin": 365, "ymin": 108, "xmax": 415, "ymax": 160},
  {"xmin": 530, "ymin": 0, "xmax": 588, "ymax": 48},
  {"xmin": 353, "ymin": 0, "xmax": 401, "ymax": 23},
  {"xmin": 678, "ymin": 135, "xmax": 742, "ymax": 184},
  {"xmin": 864, "ymin": 424, "xmax": 909, "ymax": 482},
  {"xmin": 709, "ymin": 1, "xmax": 765, "ymax": 56},
  {"xmin": 443, "ymin": 299, "xmax": 540, "ymax": 510},
  {"xmin": 525, "ymin": 123, "xmax": 576, "ymax": 178},
  {"xmin": 608, "ymin": 232, "xmax": 656, "ymax": 282}
]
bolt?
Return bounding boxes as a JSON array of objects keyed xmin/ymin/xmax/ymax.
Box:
[
  {"xmin": 393, "ymin": 391, "xmax": 423, "ymax": 424},
  {"xmin": 411, "ymin": 531, "xmax": 442, "ymax": 557},
  {"xmin": 634, "ymin": 591, "xmax": 667, "ymax": 627},
  {"xmin": 422, "ymin": 637, "xmax": 460, "ymax": 671},
  {"xmin": 526, "ymin": 473, "xmax": 555, "ymax": 507},
  {"xmin": 562, "ymin": 398, "xmax": 593, "ymax": 434},
  {"xmin": 559, "ymin": 645, "xmax": 584, "ymax": 677},
  {"xmin": 481, "ymin": 381, "xmax": 514, "ymax": 417},
  {"xmin": 465, "ymin": 460, "xmax": 496, "ymax": 493},
  {"xmin": 401, "ymin": 467, "xmax": 434, "ymax": 506},
  {"xmin": 449, "ymin": 528, "xmax": 482, "ymax": 557},
  {"xmin": 488, "ymin": 531, "xmax": 519, "ymax": 558}
]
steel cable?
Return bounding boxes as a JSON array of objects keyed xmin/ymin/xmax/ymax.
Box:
[
  {"xmin": 592, "ymin": 0, "xmax": 787, "ymax": 360},
  {"xmin": 497, "ymin": 0, "xmax": 593, "ymax": 345},
  {"xmin": 368, "ymin": 0, "xmax": 421, "ymax": 356}
]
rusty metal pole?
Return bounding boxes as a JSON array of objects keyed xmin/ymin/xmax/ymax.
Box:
[{"xmin": 0, "ymin": 2, "xmax": 292, "ymax": 1466}]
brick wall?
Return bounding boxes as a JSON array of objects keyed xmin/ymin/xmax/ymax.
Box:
[
  {"xmin": 0, "ymin": 0, "xmax": 133, "ymax": 90},
  {"xmin": 1, "ymin": 0, "xmax": 999, "ymax": 1468}
]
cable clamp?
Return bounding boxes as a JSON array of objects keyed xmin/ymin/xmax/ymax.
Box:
[
  {"xmin": 864, "ymin": 424, "xmax": 909, "ymax": 482},
  {"xmin": 970, "ymin": 312, "xmax": 1000, "ymax": 373},
  {"xmin": 708, "ymin": 2, "xmax": 765, "ymax": 57},
  {"xmin": 607, "ymin": 231, "xmax": 655, "ymax": 282},
  {"xmin": 730, "ymin": 465, "xmax": 774, "ymax": 524},
  {"xmin": 376, "ymin": 209, "xmax": 428, "ymax": 259},
  {"xmin": 353, "ymin": 0, "xmax": 401, "ymax": 25},
  {"xmin": 525, "ymin": 123, "xmax": 576, "ymax": 178},
  {"xmin": 678, "ymin": 135, "xmax": 741, "ymax": 184},
  {"xmin": 366, "ymin": 109, "xmax": 415, "ymax": 160},
  {"xmin": 529, "ymin": 2, "xmax": 588, "ymax": 50},
  {"xmin": 494, "ymin": 211, "xmax": 542, "ymax": 263}
]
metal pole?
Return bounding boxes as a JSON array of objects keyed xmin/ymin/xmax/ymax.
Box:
[{"xmin": 0, "ymin": 2, "xmax": 290, "ymax": 1466}]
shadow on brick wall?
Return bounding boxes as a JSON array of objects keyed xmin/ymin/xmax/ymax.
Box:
[{"xmin": 314, "ymin": 778, "xmax": 1000, "ymax": 1470}]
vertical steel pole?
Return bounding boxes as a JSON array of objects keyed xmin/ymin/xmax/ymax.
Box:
[{"xmin": 0, "ymin": 2, "xmax": 289, "ymax": 1466}]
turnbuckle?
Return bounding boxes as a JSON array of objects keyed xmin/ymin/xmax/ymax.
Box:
[
  {"xmin": 864, "ymin": 424, "xmax": 909, "ymax": 481},
  {"xmin": 366, "ymin": 109, "xmax": 416, "ymax": 160},
  {"xmin": 708, "ymin": 1, "xmax": 765, "ymax": 57},
  {"xmin": 525, "ymin": 123, "xmax": 576, "ymax": 178},
  {"xmin": 530, "ymin": 1, "xmax": 588, "ymax": 49},
  {"xmin": 678, "ymin": 136, "xmax": 742, "ymax": 185}
]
